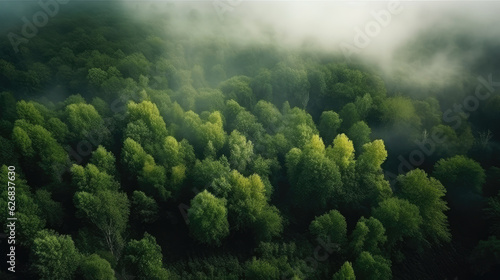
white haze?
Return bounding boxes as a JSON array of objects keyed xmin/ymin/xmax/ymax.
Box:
[{"xmin": 124, "ymin": 0, "xmax": 500, "ymax": 92}]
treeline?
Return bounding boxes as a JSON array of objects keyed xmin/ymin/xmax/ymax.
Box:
[{"xmin": 0, "ymin": 3, "xmax": 499, "ymax": 280}]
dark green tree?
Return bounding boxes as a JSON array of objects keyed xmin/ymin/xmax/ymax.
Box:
[{"xmin": 188, "ymin": 190, "xmax": 230, "ymax": 246}]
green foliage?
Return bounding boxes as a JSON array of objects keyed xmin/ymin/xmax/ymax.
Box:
[
  {"xmin": 87, "ymin": 68, "xmax": 108, "ymax": 87},
  {"xmin": 131, "ymin": 191, "xmax": 159, "ymax": 224},
  {"xmin": 347, "ymin": 121, "xmax": 371, "ymax": 153},
  {"xmin": 78, "ymin": 254, "xmax": 116, "ymax": 280},
  {"xmin": 349, "ymin": 217, "xmax": 387, "ymax": 257},
  {"xmin": 355, "ymin": 140, "xmax": 392, "ymax": 205},
  {"xmin": 3, "ymin": 9, "xmax": 497, "ymax": 278},
  {"xmin": 433, "ymin": 155, "xmax": 485, "ymax": 193},
  {"xmin": 35, "ymin": 189, "xmax": 64, "ymax": 229},
  {"xmin": 17, "ymin": 100, "xmax": 44, "ymax": 125},
  {"xmin": 271, "ymin": 61, "xmax": 310, "ymax": 108},
  {"xmin": 354, "ymin": 251, "xmax": 391, "ymax": 280},
  {"xmin": 210, "ymin": 170, "xmax": 283, "ymax": 240},
  {"xmin": 396, "ymin": 169, "xmax": 451, "ymax": 244},
  {"xmin": 65, "ymin": 103, "xmax": 108, "ymax": 142},
  {"xmin": 326, "ymin": 133, "xmax": 355, "ymax": 170},
  {"xmin": 0, "ymin": 166, "xmax": 45, "ymax": 246},
  {"xmin": 380, "ymin": 96, "xmax": 421, "ymax": 130},
  {"xmin": 182, "ymin": 110, "xmax": 226, "ymax": 153},
  {"xmin": 339, "ymin": 103, "xmax": 360, "ymax": 131},
  {"xmin": 90, "ymin": 145, "xmax": 116, "ymax": 176},
  {"xmin": 220, "ymin": 76, "xmax": 255, "ymax": 109},
  {"xmin": 310, "ymin": 210, "xmax": 348, "ymax": 248},
  {"xmin": 122, "ymin": 137, "xmax": 149, "ymax": 176},
  {"xmin": 253, "ymin": 100, "xmax": 282, "ymax": 132},
  {"xmin": 228, "ymin": 130, "xmax": 254, "ymax": 173},
  {"xmin": 123, "ymin": 233, "xmax": 170, "ymax": 280},
  {"xmin": 470, "ymin": 236, "xmax": 500, "ymax": 275},
  {"xmin": 287, "ymin": 135, "xmax": 342, "ymax": 211},
  {"xmin": 45, "ymin": 117, "xmax": 69, "ymax": 143},
  {"xmin": 188, "ymin": 190, "xmax": 230, "ymax": 245},
  {"xmin": 118, "ymin": 52, "xmax": 151, "ymax": 80},
  {"xmin": 319, "ymin": 111, "xmax": 342, "ymax": 145},
  {"xmin": 193, "ymin": 156, "xmax": 231, "ymax": 189},
  {"xmin": 332, "ymin": 261, "xmax": 355, "ymax": 280},
  {"xmin": 125, "ymin": 100, "xmax": 168, "ymax": 152},
  {"xmin": 13, "ymin": 120, "xmax": 68, "ymax": 180},
  {"xmin": 32, "ymin": 230, "xmax": 81, "ymax": 280},
  {"xmin": 245, "ymin": 258, "xmax": 280, "ymax": 280},
  {"xmin": 71, "ymin": 163, "xmax": 119, "ymax": 193},
  {"xmin": 74, "ymin": 190, "xmax": 129, "ymax": 256},
  {"xmin": 372, "ymin": 198, "xmax": 423, "ymax": 249}
]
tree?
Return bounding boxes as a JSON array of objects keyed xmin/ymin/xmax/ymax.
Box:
[
  {"xmin": 271, "ymin": 61, "xmax": 310, "ymax": 108},
  {"xmin": 188, "ymin": 190, "xmax": 230, "ymax": 245},
  {"xmin": 347, "ymin": 121, "xmax": 371, "ymax": 153},
  {"xmin": 0, "ymin": 166, "xmax": 45, "ymax": 246},
  {"xmin": 380, "ymin": 96, "xmax": 421, "ymax": 130},
  {"xmin": 281, "ymin": 107, "xmax": 318, "ymax": 149},
  {"xmin": 74, "ymin": 190, "xmax": 130, "ymax": 257},
  {"xmin": 349, "ymin": 217, "xmax": 387, "ymax": 257},
  {"xmin": 87, "ymin": 67, "xmax": 108, "ymax": 87},
  {"xmin": 45, "ymin": 117, "xmax": 69, "ymax": 143},
  {"xmin": 125, "ymin": 101, "xmax": 168, "ymax": 153},
  {"xmin": 90, "ymin": 145, "xmax": 116, "ymax": 177},
  {"xmin": 396, "ymin": 169, "xmax": 451, "ymax": 244},
  {"xmin": 250, "ymin": 68, "xmax": 273, "ymax": 101},
  {"xmin": 470, "ymin": 236, "xmax": 500, "ymax": 275},
  {"xmin": 354, "ymin": 251, "xmax": 391, "ymax": 280},
  {"xmin": 78, "ymin": 254, "xmax": 116, "ymax": 280},
  {"xmin": 118, "ymin": 52, "xmax": 151, "ymax": 80},
  {"xmin": 326, "ymin": 133, "xmax": 354, "ymax": 170},
  {"xmin": 121, "ymin": 137, "xmax": 168, "ymax": 199},
  {"xmin": 228, "ymin": 130, "xmax": 254, "ymax": 173},
  {"xmin": 195, "ymin": 88, "xmax": 225, "ymax": 112},
  {"xmin": 433, "ymin": 155, "xmax": 485, "ymax": 194},
  {"xmin": 356, "ymin": 140, "xmax": 392, "ymax": 205},
  {"xmin": 35, "ymin": 189, "xmax": 64, "ymax": 229},
  {"xmin": 192, "ymin": 156, "xmax": 231, "ymax": 189},
  {"xmin": 71, "ymin": 163, "xmax": 119, "ymax": 193},
  {"xmin": 13, "ymin": 120, "xmax": 68, "ymax": 181},
  {"xmin": 17, "ymin": 100, "xmax": 44, "ymax": 125},
  {"xmin": 131, "ymin": 191, "xmax": 159, "ymax": 224},
  {"xmin": 310, "ymin": 210, "xmax": 348, "ymax": 248},
  {"xmin": 319, "ymin": 110, "xmax": 342, "ymax": 145},
  {"xmin": 226, "ymin": 171, "xmax": 268, "ymax": 228},
  {"xmin": 65, "ymin": 103, "xmax": 109, "ymax": 143},
  {"xmin": 32, "ymin": 230, "xmax": 81, "ymax": 280},
  {"xmin": 122, "ymin": 137, "xmax": 148, "ymax": 177},
  {"xmin": 182, "ymin": 110, "xmax": 226, "ymax": 154},
  {"xmin": 210, "ymin": 170, "xmax": 283, "ymax": 239},
  {"xmin": 253, "ymin": 205, "xmax": 284, "ymax": 242},
  {"xmin": 138, "ymin": 158, "xmax": 169, "ymax": 201},
  {"xmin": 219, "ymin": 75, "xmax": 255, "ymax": 109},
  {"xmin": 253, "ymin": 100, "xmax": 282, "ymax": 133},
  {"xmin": 332, "ymin": 261, "xmax": 355, "ymax": 280},
  {"xmin": 245, "ymin": 258, "xmax": 280, "ymax": 280},
  {"xmin": 339, "ymin": 103, "xmax": 360, "ymax": 131},
  {"xmin": 286, "ymin": 135, "xmax": 342, "ymax": 211},
  {"xmin": 122, "ymin": 233, "xmax": 170, "ymax": 280},
  {"xmin": 372, "ymin": 198, "xmax": 423, "ymax": 249}
]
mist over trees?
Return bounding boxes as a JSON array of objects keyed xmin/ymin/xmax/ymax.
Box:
[{"xmin": 1, "ymin": 1, "xmax": 500, "ymax": 279}]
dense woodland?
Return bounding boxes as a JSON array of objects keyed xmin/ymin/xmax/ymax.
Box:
[{"xmin": 1, "ymin": 2, "xmax": 500, "ymax": 280}]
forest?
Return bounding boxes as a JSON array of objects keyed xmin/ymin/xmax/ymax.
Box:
[{"xmin": 1, "ymin": 1, "xmax": 500, "ymax": 279}]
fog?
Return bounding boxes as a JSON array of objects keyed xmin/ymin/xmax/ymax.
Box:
[
  {"xmin": 121, "ymin": 0, "xmax": 500, "ymax": 94},
  {"xmin": 2, "ymin": 0, "xmax": 500, "ymax": 95}
]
